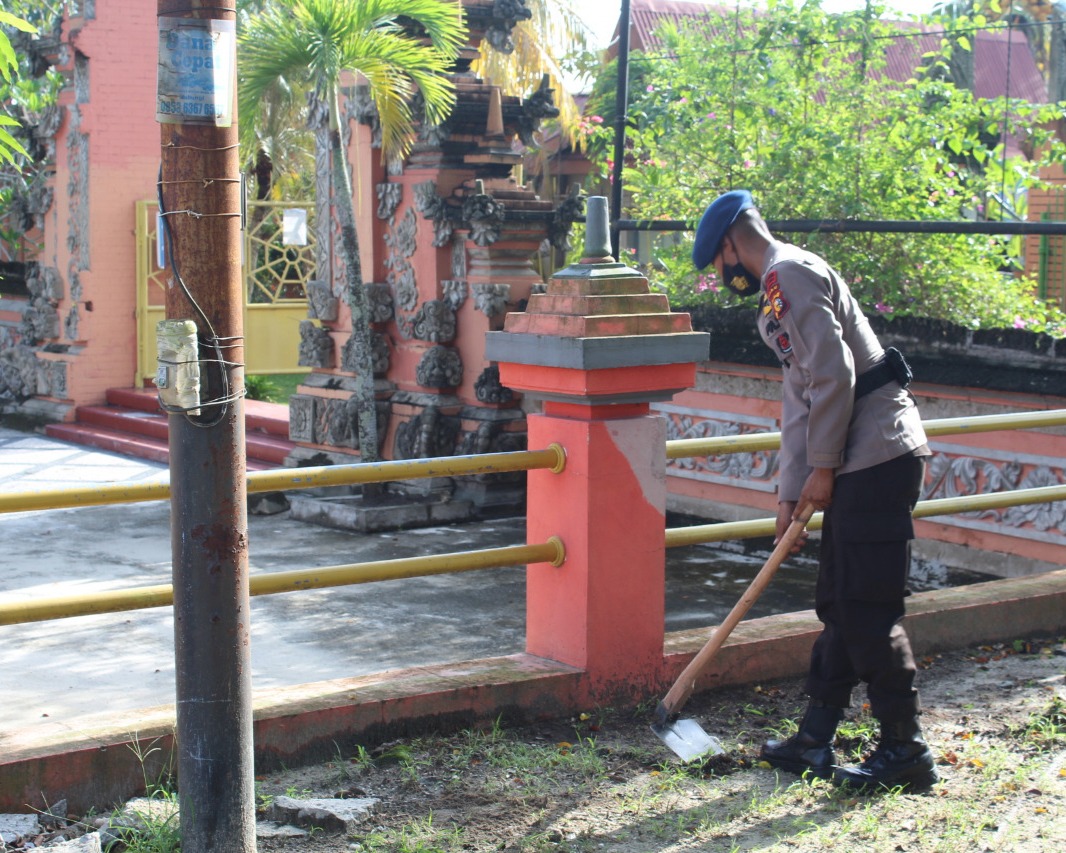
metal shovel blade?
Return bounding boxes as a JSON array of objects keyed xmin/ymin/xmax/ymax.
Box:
[{"xmin": 650, "ymin": 717, "xmax": 725, "ymax": 762}]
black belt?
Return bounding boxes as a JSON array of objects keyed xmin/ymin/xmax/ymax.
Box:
[{"xmin": 855, "ymin": 347, "xmax": 913, "ymax": 399}]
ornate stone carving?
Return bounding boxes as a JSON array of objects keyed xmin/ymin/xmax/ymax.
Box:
[
  {"xmin": 442, "ymin": 279, "xmax": 467, "ymax": 311},
  {"xmin": 349, "ymin": 84, "xmax": 381, "ymax": 147},
  {"xmin": 342, "ymin": 330, "xmax": 391, "ymax": 376},
  {"xmin": 288, "ymin": 395, "xmax": 315, "ymax": 442},
  {"xmin": 399, "ymin": 300, "xmax": 456, "ymax": 343},
  {"xmin": 306, "ymin": 280, "xmax": 339, "ymax": 322},
  {"xmin": 375, "ymin": 182, "xmax": 402, "ymax": 221},
  {"xmin": 394, "ymin": 405, "xmax": 460, "ymax": 460},
  {"xmin": 0, "ymin": 345, "xmax": 39, "ymax": 402},
  {"xmin": 549, "ymin": 184, "xmax": 586, "ymax": 253},
  {"xmin": 366, "ymin": 283, "xmax": 395, "ymax": 323},
  {"xmin": 413, "ymin": 180, "xmax": 453, "ymax": 247},
  {"xmin": 486, "ymin": 0, "xmax": 533, "ymax": 53},
  {"xmin": 472, "ymin": 283, "xmax": 510, "ymax": 318},
  {"xmin": 297, "ymin": 320, "xmax": 334, "ymax": 368},
  {"xmin": 320, "ymin": 396, "xmax": 356, "ymax": 448},
  {"xmin": 20, "ymin": 298, "xmax": 59, "ymax": 344},
  {"xmin": 451, "ymin": 240, "xmax": 467, "ymax": 279},
  {"xmin": 384, "ymin": 208, "xmax": 419, "ymax": 310},
  {"xmin": 517, "ymin": 74, "xmax": 561, "ymax": 145},
  {"xmin": 416, "ymin": 345, "xmax": 463, "ymax": 389},
  {"xmin": 456, "ymin": 422, "xmax": 526, "ymax": 483},
  {"xmin": 474, "ymin": 365, "xmax": 515, "ymax": 404},
  {"xmin": 462, "ymin": 190, "xmax": 505, "ymax": 247}
]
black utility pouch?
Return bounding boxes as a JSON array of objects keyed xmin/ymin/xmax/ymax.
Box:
[{"xmin": 883, "ymin": 347, "xmax": 913, "ymax": 389}]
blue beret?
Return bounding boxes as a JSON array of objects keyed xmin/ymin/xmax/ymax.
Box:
[{"xmin": 692, "ymin": 189, "xmax": 755, "ymax": 271}]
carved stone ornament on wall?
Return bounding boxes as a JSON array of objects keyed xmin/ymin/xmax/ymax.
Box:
[
  {"xmin": 288, "ymin": 395, "xmax": 315, "ymax": 443},
  {"xmin": 655, "ymin": 404, "xmax": 780, "ymax": 494},
  {"xmin": 474, "ymin": 365, "xmax": 515, "ymax": 404},
  {"xmin": 442, "ymin": 279, "xmax": 467, "ymax": 311},
  {"xmin": 416, "ymin": 345, "xmax": 463, "ymax": 389},
  {"xmin": 297, "ymin": 320, "xmax": 334, "ymax": 368},
  {"xmin": 462, "ymin": 191, "xmax": 505, "ymax": 247},
  {"xmin": 413, "ymin": 180, "xmax": 454, "ymax": 248},
  {"xmin": 549, "ymin": 185, "xmax": 586, "ymax": 253},
  {"xmin": 517, "ymin": 74, "xmax": 561, "ymax": 146},
  {"xmin": 306, "ymin": 280, "xmax": 340, "ymax": 322},
  {"xmin": 451, "ymin": 240, "xmax": 467, "ymax": 280},
  {"xmin": 0, "ymin": 344, "xmax": 40, "ymax": 402},
  {"xmin": 349, "ymin": 84, "xmax": 382, "ymax": 148},
  {"xmin": 384, "ymin": 208, "xmax": 419, "ymax": 310},
  {"xmin": 457, "ymin": 422, "xmax": 526, "ymax": 482},
  {"xmin": 399, "ymin": 300, "xmax": 457, "ymax": 343},
  {"xmin": 472, "ymin": 283, "xmax": 511, "ymax": 318},
  {"xmin": 925, "ymin": 446, "xmax": 1066, "ymax": 544},
  {"xmin": 342, "ymin": 330, "xmax": 391, "ymax": 376},
  {"xmin": 375, "ymin": 182, "xmax": 402, "ymax": 221},
  {"xmin": 394, "ymin": 405, "xmax": 461, "ymax": 460},
  {"xmin": 486, "ymin": 0, "xmax": 533, "ymax": 53},
  {"xmin": 365, "ymin": 283, "xmax": 395, "ymax": 323}
]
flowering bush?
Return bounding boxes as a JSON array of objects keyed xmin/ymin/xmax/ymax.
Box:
[{"xmin": 581, "ymin": 1, "xmax": 1066, "ymax": 335}]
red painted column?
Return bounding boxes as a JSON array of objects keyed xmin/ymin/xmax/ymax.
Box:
[{"xmin": 486, "ymin": 197, "xmax": 709, "ymax": 702}]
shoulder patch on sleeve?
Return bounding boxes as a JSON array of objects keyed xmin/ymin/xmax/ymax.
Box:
[{"xmin": 764, "ymin": 270, "xmax": 790, "ymax": 320}]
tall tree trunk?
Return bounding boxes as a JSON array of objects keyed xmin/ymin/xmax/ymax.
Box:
[{"xmin": 329, "ymin": 86, "xmax": 381, "ymax": 466}]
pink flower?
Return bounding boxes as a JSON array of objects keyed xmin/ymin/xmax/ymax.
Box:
[
  {"xmin": 590, "ymin": 115, "xmax": 603, "ymax": 124},
  {"xmin": 743, "ymin": 159, "xmax": 754, "ymax": 168},
  {"xmin": 679, "ymin": 97, "xmax": 688, "ymax": 104},
  {"xmin": 707, "ymin": 112, "xmax": 717, "ymax": 120},
  {"xmin": 1014, "ymin": 316, "xmax": 1028, "ymax": 329},
  {"xmin": 875, "ymin": 302, "xmax": 894, "ymax": 314},
  {"xmin": 647, "ymin": 84, "xmax": 655, "ymax": 92}
]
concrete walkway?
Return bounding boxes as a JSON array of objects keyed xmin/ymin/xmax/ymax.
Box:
[{"xmin": 0, "ymin": 426, "xmax": 812, "ymax": 735}]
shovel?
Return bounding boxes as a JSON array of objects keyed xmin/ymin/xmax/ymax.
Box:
[{"xmin": 651, "ymin": 503, "xmax": 816, "ymax": 761}]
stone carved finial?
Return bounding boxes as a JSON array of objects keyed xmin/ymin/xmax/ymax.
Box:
[
  {"xmin": 462, "ymin": 185, "xmax": 505, "ymax": 247},
  {"xmin": 518, "ymin": 74, "xmax": 561, "ymax": 145},
  {"xmin": 487, "ymin": 0, "xmax": 533, "ymax": 53},
  {"xmin": 549, "ymin": 183, "xmax": 585, "ymax": 253},
  {"xmin": 583, "ymin": 196, "xmax": 613, "ymax": 262}
]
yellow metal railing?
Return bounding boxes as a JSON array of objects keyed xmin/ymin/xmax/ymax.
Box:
[
  {"xmin": 0, "ymin": 444, "xmax": 567, "ymax": 515},
  {"xmin": 0, "ymin": 539, "xmax": 565, "ymax": 627},
  {"xmin": 2, "ymin": 410, "xmax": 1065, "ymax": 626}
]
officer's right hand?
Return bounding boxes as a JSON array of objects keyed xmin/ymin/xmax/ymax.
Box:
[{"xmin": 775, "ymin": 501, "xmax": 808, "ymax": 554}]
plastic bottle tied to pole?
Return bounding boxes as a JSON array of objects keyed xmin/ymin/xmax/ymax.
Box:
[{"xmin": 156, "ymin": 319, "xmax": 201, "ymax": 416}]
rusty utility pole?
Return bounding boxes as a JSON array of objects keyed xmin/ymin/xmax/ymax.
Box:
[{"xmin": 156, "ymin": 1, "xmax": 254, "ymax": 850}]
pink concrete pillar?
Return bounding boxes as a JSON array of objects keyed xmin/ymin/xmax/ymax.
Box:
[{"xmin": 485, "ymin": 198, "xmax": 709, "ymax": 702}]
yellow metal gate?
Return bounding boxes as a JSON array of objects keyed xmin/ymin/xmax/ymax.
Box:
[{"xmin": 135, "ymin": 200, "xmax": 316, "ymax": 385}]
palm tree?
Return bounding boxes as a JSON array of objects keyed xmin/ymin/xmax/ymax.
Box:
[
  {"xmin": 472, "ymin": 0, "xmax": 590, "ymax": 150},
  {"xmin": 239, "ymin": 0, "xmax": 465, "ymax": 464}
]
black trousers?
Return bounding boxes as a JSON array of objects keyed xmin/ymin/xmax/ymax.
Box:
[{"xmin": 804, "ymin": 453, "xmax": 926, "ymax": 722}]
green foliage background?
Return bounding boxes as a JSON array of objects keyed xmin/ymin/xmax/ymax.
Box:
[{"xmin": 581, "ymin": 1, "xmax": 1066, "ymax": 334}]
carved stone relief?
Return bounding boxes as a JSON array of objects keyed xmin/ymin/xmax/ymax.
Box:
[
  {"xmin": 416, "ymin": 346, "xmax": 463, "ymax": 389},
  {"xmin": 365, "ymin": 283, "xmax": 395, "ymax": 324},
  {"xmin": 486, "ymin": 0, "xmax": 533, "ymax": 53},
  {"xmin": 394, "ymin": 405, "xmax": 460, "ymax": 460},
  {"xmin": 288, "ymin": 395, "xmax": 315, "ymax": 443},
  {"xmin": 442, "ymin": 279, "xmax": 467, "ymax": 311},
  {"xmin": 549, "ymin": 185, "xmax": 586, "ymax": 253},
  {"xmin": 474, "ymin": 365, "xmax": 515, "ymax": 404},
  {"xmin": 517, "ymin": 74, "xmax": 561, "ymax": 146},
  {"xmin": 0, "ymin": 345, "xmax": 39, "ymax": 402},
  {"xmin": 342, "ymin": 330, "xmax": 391, "ymax": 376},
  {"xmin": 384, "ymin": 208, "xmax": 419, "ymax": 311},
  {"xmin": 297, "ymin": 320, "xmax": 334, "ymax": 368},
  {"xmin": 306, "ymin": 280, "xmax": 339, "ymax": 322},
  {"xmin": 472, "ymin": 283, "xmax": 510, "ymax": 318},
  {"xmin": 462, "ymin": 191, "xmax": 505, "ymax": 247},
  {"xmin": 399, "ymin": 300, "xmax": 456, "ymax": 343},
  {"xmin": 375, "ymin": 182, "xmax": 402, "ymax": 221},
  {"xmin": 413, "ymin": 180, "xmax": 453, "ymax": 247},
  {"xmin": 451, "ymin": 239, "xmax": 467, "ymax": 280}
]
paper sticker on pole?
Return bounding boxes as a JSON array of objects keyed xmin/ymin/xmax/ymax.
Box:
[{"xmin": 156, "ymin": 18, "xmax": 235, "ymax": 127}]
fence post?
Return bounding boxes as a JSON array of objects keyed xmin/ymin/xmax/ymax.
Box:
[{"xmin": 486, "ymin": 197, "xmax": 709, "ymax": 702}]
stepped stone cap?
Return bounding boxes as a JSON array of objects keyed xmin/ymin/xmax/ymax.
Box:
[{"xmin": 484, "ymin": 196, "xmax": 710, "ymax": 371}]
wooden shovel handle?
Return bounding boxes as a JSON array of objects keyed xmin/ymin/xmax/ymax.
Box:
[{"xmin": 659, "ymin": 503, "xmax": 815, "ymax": 718}]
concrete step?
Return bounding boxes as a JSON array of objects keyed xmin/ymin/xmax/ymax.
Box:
[{"xmin": 45, "ymin": 388, "xmax": 295, "ymax": 470}]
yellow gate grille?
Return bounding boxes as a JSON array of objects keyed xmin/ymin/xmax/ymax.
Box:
[{"xmin": 135, "ymin": 200, "xmax": 316, "ymax": 385}]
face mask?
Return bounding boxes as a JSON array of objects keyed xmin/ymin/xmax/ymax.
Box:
[{"xmin": 721, "ymin": 261, "xmax": 761, "ymax": 297}]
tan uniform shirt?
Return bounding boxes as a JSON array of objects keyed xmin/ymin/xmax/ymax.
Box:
[{"xmin": 755, "ymin": 242, "xmax": 928, "ymax": 503}]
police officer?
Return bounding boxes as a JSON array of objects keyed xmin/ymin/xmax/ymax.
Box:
[{"xmin": 692, "ymin": 190, "xmax": 938, "ymax": 791}]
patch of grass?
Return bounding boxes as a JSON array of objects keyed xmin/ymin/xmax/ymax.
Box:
[{"xmin": 245, "ymin": 372, "xmax": 307, "ymax": 403}]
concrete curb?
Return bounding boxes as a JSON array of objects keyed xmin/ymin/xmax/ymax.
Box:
[{"xmin": 3, "ymin": 570, "xmax": 1064, "ymax": 814}]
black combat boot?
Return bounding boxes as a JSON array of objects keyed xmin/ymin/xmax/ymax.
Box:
[
  {"xmin": 760, "ymin": 700, "xmax": 844, "ymax": 779},
  {"xmin": 832, "ymin": 717, "xmax": 939, "ymax": 792}
]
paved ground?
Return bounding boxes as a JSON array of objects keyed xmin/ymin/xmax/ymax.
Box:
[{"xmin": 0, "ymin": 425, "xmax": 823, "ymax": 735}]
